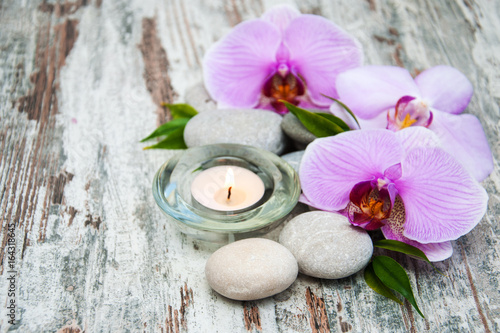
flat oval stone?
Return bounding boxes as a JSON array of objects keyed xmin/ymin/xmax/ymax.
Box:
[
  {"xmin": 184, "ymin": 109, "xmax": 288, "ymax": 154},
  {"xmin": 279, "ymin": 211, "xmax": 373, "ymax": 279},
  {"xmin": 205, "ymin": 238, "xmax": 298, "ymax": 300}
]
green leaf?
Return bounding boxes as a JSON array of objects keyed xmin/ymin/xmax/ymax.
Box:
[
  {"xmin": 161, "ymin": 103, "xmax": 198, "ymax": 119},
  {"xmin": 364, "ymin": 262, "xmax": 403, "ymax": 305},
  {"xmin": 281, "ymin": 101, "xmax": 346, "ymax": 137},
  {"xmin": 374, "ymin": 239, "xmax": 445, "ymax": 275},
  {"xmin": 321, "ymin": 94, "xmax": 360, "ymax": 129},
  {"xmin": 140, "ymin": 118, "xmax": 190, "ymax": 142},
  {"xmin": 143, "ymin": 127, "xmax": 187, "ymax": 150},
  {"xmin": 316, "ymin": 113, "xmax": 351, "ymax": 132},
  {"xmin": 372, "ymin": 256, "xmax": 425, "ymax": 318}
]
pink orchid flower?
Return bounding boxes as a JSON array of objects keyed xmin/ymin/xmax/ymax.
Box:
[
  {"xmin": 334, "ymin": 65, "xmax": 493, "ymax": 181},
  {"xmin": 203, "ymin": 5, "xmax": 363, "ymax": 114},
  {"xmin": 300, "ymin": 127, "xmax": 488, "ymax": 261}
]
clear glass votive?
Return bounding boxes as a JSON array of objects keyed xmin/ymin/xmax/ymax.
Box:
[{"xmin": 152, "ymin": 144, "xmax": 301, "ymax": 243}]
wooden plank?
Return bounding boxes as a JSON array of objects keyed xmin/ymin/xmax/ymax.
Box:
[{"xmin": 0, "ymin": 0, "xmax": 499, "ymax": 331}]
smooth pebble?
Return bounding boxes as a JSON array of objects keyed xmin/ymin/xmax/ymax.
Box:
[
  {"xmin": 281, "ymin": 112, "xmax": 316, "ymax": 149},
  {"xmin": 184, "ymin": 82, "xmax": 216, "ymax": 112},
  {"xmin": 205, "ymin": 238, "xmax": 298, "ymax": 301},
  {"xmin": 279, "ymin": 211, "xmax": 373, "ymax": 279},
  {"xmin": 184, "ymin": 109, "xmax": 288, "ymax": 154},
  {"xmin": 280, "ymin": 150, "xmax": 304, "ymax": 174}
]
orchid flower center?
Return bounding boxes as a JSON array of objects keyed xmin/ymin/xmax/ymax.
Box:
[
  {"xmin": 346, "ymin": 180, "xmax": 393, "ymax": 230},
  {"xmin": 359, "ymin": 194, "xmax": 389, "ymax": 221},
  {"xmin": 377, "ymin": 177, "xmax": 390, "ymax": 190},
  {"xmin": 387, "ymin": 96, "xmax": 433, "ymax": 131},
  {"xmin": 262, "ymin": 63, "xmax": 305, "ymax": 114}
]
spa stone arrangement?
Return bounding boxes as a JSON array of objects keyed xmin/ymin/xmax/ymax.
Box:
[
  {"xmin": 144, "ymin": 4, "xmax": 492, "ymax": 314},
  {"xmin": 153, "ymin": 102, "xmax": 369, "ymax": 301},
  {"xmin": 155, "ymin": 100, "xmax": 373, "ymax": 300}
]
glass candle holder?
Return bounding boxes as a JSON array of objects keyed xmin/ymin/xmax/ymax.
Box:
[{"xmin": 152, "ymin": 144, "xmax": 301, "ymax": 243}]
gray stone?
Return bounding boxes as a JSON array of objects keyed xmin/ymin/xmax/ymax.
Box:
[
  {"xmin": 205, "ymin": 238, "xmax": 298, "ymax": 301},
  {"xmin": 184, "ymin": 82, "xmax": 216, "ymax": 112},
  {"xmin": 184, "ymin": 109, "xmax": 288, "ymax": 154},
  {"xmin": 280, "ymin": 150, "xmax": 304, "ymax": 174},
  {"xmin": 279, "ymin": 211, "xmax": 373, "ymax": 279},
  {"xmin": 281, "ymin": 112, "xmax": 316, "ymax": 149}
]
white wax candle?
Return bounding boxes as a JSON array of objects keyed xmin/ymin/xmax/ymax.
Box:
[{"xmin": 191, "ymin": 165, "xmax": 265, "ymax": 212}]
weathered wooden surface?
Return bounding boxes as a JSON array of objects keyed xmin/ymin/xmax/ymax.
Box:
[{"xmin": 0, "ymin": 0, "xmax": 499, "ymax": 331}]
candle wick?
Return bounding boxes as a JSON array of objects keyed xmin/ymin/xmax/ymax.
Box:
[{"xmin": 227, "ymin": 186, "xmax": 232, "ymax": 200}]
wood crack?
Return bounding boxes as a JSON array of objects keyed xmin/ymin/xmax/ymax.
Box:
[
  {"xmin": 243, "ymin": 302, "xmax": 262, "ymax": 331},
  {"xmin": 179, "ymin": 0, "xmax": 201, "ymax": 66},
  {"xmin": 164, "ymin": 283, "xmax": 194, "ymax": 332},
  {"xmin": 224, "ymin": 0, "xmax": 243, "ymax": 27},
  {"xmin": 38, "ymin": 0, "xmax": 89, "ymax": 17},
  {"xmin": 139, "ymin": 17, "xmax": 177, "ymax": 126},
  {"xmin": 305, "ymin": 287, "xmax": 330, "ymax": 333},
  {"xmin": 84, "ymin": 214, "xmax": 102, "ymax": 230},
  {"xmin": 460, "ymin": 244, "xmax": 491, "ymax": 333},
  {"xmin": 366, "ymin": 0, "xmax": 376, "ymax": 11}
]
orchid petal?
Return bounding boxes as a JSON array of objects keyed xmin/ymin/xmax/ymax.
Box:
[
  {"xmin": 300, "ymin": 130, "xmax": 403, "ymax": 211},
  {"xmin": 284, "ymin": 15, "xmax": 363, "ymax": 106},
  {"xmin": 349, "ymin": 181, "xmax": 373, "ymax": 206},
  {"xmin": 387, "ymin": 183, "xmax": 398, "ymax": 207},
  {"xmin": 203, "ymin": 20, "xmax": 280, "ymax": 108},
  {"xmin": 298, "ymin": 193, "xmax": 316, "ymax": 207},
  {"xmin": 394, "ymin": 126, "xmax": 441, "ymax": 153},
  {"xmin": 415, "ymin": 66, "xmax": 473, "ymax": 115},
  {"xmin": 352, "ymin": 213, "xmax": 386, "ymax": 230},
  {"xmin": 382, "ymin": 226, "xmax": 453, "ymax": 262},
  {"xmin": 336, "ymin": 66, "xmax": 420, "ymax": 119},
  {"xmin": 394, "ymin": 147, "xmax": 488, "ymax": 243},
  {"xmin": 384, "ymin": 163, "xmax": 402, "ymax": 181},
  {"xmin": 381, "ymin": 197, "xmax": 453, "ymax": 261},
  {"xmin": 260, "ymin": 4, "xmax": 300, "ymax": 34},
  {"xmin": 428, "ymin": 111, "xmax": 493, "ymax": 182},
  {"xmin": 358, "ymin": 112, "xmax": 389, "ymax": 130}
]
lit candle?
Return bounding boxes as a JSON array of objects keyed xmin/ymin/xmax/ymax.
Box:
[{"xmin": 191, "ymin": 165, "xmax": 265, "ymax": 212}]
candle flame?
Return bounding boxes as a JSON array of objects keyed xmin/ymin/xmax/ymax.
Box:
[{"xmin": 224, "ymin": 168, "xmax": 235, "ymax": 188}]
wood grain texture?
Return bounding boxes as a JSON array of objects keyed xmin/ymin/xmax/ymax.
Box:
[
  {"xmin": 0, "ymin": 0, "xmax": 499, "ymax": 332},
  {"xmin": 139, "ymin": 16, "xmax": 176, "ymax": 125}
]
